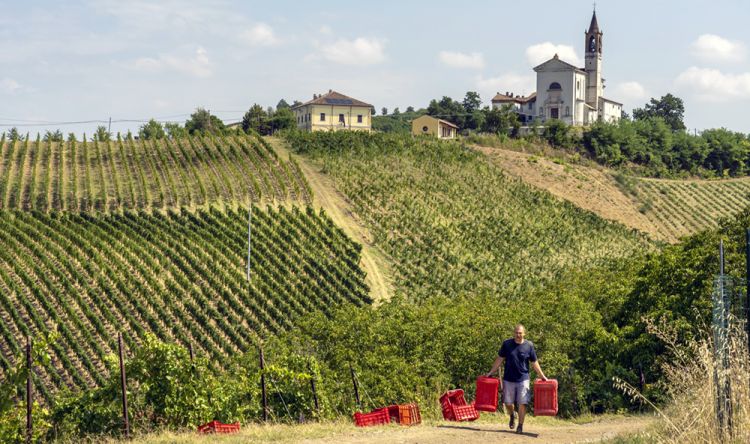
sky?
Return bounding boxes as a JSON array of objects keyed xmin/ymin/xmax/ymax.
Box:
[{"xmin": 1, "ymin": 0, "xmax": 749, "ymax": 137}]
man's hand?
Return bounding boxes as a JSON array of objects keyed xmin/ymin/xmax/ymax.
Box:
[
  {"xmin": 485, "ymin": 372, "xmax": 494, "ymax": 378},
  {"xmin": 541, "ymin": 375, "xmax": 548, "ymax": 381}
]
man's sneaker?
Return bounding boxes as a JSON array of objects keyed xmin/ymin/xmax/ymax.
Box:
[
  {"xmin": 509, "ymin": 411, "xmax": 516, "ymax": 429},
  {"xmin": 516, "ymin": 423, "xmax": 524, "ymax": 434}
]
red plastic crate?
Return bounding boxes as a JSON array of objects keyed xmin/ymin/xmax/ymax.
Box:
[
  {"xmin": 197, "ymin": 420, "xmax": 241, "ymax": 434},
  {"xmin": 533, "ymin": 378, "xmax": 558, "ymax": 416},
  {"xmin": 439, "ymin": 389, "xmax": 479, "ymax": 422},
  {"xmin": 353, "ymin": 408, "xmax": 391, "ymax": 427},
  {"xmin": 474, "ymin": 376, "xmax": 499, "ymax": 412},
  {"xmin": 386, "ymin": 403, "xmax": 422, "ymax": 425}
]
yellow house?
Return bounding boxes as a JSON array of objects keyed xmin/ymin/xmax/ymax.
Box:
[
  {"xmin": 292, "ymin": 90, "xmax": 373, "ymax": 132},
  {"xmin": 411, "ymin": 115, "xmax": 458, "ymax": 139}
]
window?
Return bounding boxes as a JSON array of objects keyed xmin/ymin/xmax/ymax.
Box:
[
  {"xmin": 422, "ymin": 126, "xmax": 429, "ymax": 132},
  {"xmin": 565, "ymin": 106, "xmax": 570, "ymax": 116},
  {"xmin": 577, "ymin": 80, "xmax": 580, "ymax": 90},
  {"xmin": 528, "ymin": 103, "xmax": 532, "ymax": 111},
  {"xmin": 339, "ymin": 114, "xmax": 345, "ymax": 123},
  {"xmin": 548, "ymin": 82, "xmax": 561, "ymax": 90},
  {"xmin": 320, "ymin": 113, "xmax": 325, "ymax": 122},
  {"xmin": 357, "ymin": 115, "xmax": 363, "ymax": 123}
]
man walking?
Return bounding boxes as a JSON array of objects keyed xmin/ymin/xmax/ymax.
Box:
[{"xmin": 486, "ymin": 324, "xmax": 547, "ymax": 434}]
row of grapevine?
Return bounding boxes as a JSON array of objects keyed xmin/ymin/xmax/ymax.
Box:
[
  {"xmin": 0, "ymin": 206, "xmax": 369, "ymax": 399},
  {"xmin": 636, "ymin": 178, "xmax": 750, "ymax": 241},
  {"xmin": 0, "ymin": 133, "xmax": 312, "ymax": 212},
  {"xmin": 284, "ymin": 131, "xmax": 652, "ymax": 300}
]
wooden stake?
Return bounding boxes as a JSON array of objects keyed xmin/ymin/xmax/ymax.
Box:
[
  {"xmin": 349, "ymin": 363, "xmax": 360, "ymax": 408},
  {"xmin": 26, "ymin": 337, "xmax": 32, "ymax": 444},
  {"xmin": 308, "ymin": 362, "xmax": 319, "ymax": 416},
  {"xmin": 260, "ymin": 345, "xmax": 268, "ymax": 422},
  {"xmin": 118, "ymin": 333, "xmax": 130, "ymax": 439}
]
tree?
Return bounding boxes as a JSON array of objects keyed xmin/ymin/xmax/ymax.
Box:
[
  {"xmin": 462, "ymin": 91, "xmax": 482, "ymax": 113},
  {"xmin": 276, "ymin": 99, "xmax": 291, "ymax": 110},
  {"xmin": 381, "ymin": 107, "xmax": 388, "ymax": 116},
  {"xmin": 632, "ymin": 93, "xmax": 686, "ymax": 132},
  {"xmin": 241, "ymin": 104, "xmax": 269, "ymax": 134},
  {"xmin": 292, "ymin": 100, "xmax": 303, "ymax": 107},
  {"xmin": 406, "ymin": 106, "xmax": 415, "ymax": 113},
  {"xmin": 43, "ymin": 130, "xmax": 64, "ymax": 142},
  {"xmin": 67, "ymin": 133, "xmax": 77, "ymax": 142},
  {"xmin": 94, "ymin": 126, "xmax": 111, "ymax": 142},
  {"xmin": 269, "ymin": 108, "xmax": 295, "ymax": 133},
  {"xmin": 185, "ymin": 108, "xmax": 225, "ymax": 135},
  {"xmin": 392, "ymin": 107, "xmax": 400, "ymax": 116},
  {"xmin": 6, "ymin": 128, "xmax": 22, "ymax": 141},
  {"xmin": 164, "ymin": 122, "xmax": 187, "ymax": 139},
  {"xmin": 482, "ymin": 105, "xmax": 519, "ymax": 135},
  {"xmin": 139, "ymin": 119, "xmax": 166, "ymax": 140}
]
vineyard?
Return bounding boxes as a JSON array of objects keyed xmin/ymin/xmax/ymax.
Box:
[
  {"xmin": 0, "ymin": 133, "xmax": 311, "ymax": 212},
  {"xmin": 475, "ymin": 144, "xmax": 750, "ymax": 243},
  {"xmin": 283, "ymin": 131, "xmax": 653, "ymax": 300},
  {"xmin": 0, "ymin": 206, "xmax": 369, "ymax": 400}
]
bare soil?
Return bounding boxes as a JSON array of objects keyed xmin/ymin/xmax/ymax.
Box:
[{"xmin": 474, "ymin": 145, "xmax": 668, "ymax": 242}]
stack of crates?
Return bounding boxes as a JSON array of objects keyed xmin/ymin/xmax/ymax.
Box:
[
  {"xmin": 353, "ymin": 408, "xmax": 391, "ymax": 427},
  {"xmin": 439, "ymin": 389, "xmax": 479, "ymax": 421},
  {"xmin": 386, "ymin": 403, "xmax": 422, "ymax": 425},
  {"xmin": 197, "ymin": 420, "xmax": 241, "ymax": 434}
]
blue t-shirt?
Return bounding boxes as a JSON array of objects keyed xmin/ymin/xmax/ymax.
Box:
[{"xmin": 499, "ymin": 339, "xmax": 537, "ymax": 382}]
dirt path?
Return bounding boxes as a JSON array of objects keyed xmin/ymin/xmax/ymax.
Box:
[
  {"xmin": 266, "ymin": 137, "xmax": 393, "ymax": 302},
  {"xmin": 299, "ymin": 416, "xmax": 653, "ymax": 444}
]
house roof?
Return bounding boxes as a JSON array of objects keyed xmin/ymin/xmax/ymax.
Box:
[
  {"xmin": 413, "ymin": 115, "xmax": 459, "ymax": 129},
  {"xmin": 600, "ymin": 96, "xmax": 623, "ymax": 106},
  {"xmin": 533, "ymin": 54, "xmax": 585, "ymax": 73},
  {"xmin": 292, "ymin": 90, "xmax": 372, "ymax": 109},
  {"xmin": 492, "ymin": 92, "xmax": 536, "ymax": 104}
]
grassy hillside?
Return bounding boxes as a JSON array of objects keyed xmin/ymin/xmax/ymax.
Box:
[
  {"xmin": 0, "ymin": 206, "xmax": 369, "ymax": 400},
  {"xmin": 283, "ymin": 131, "xmax": 652, "ymax": 300},
  {"xmin": 476, "ymin": 144, "xmax": 750, "ymax": 242},
  {"xmin": 0, "ymin": 133, "xmax": 310, "ymax": 212}
]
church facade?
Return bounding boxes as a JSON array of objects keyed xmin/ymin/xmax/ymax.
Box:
[{"xmin": 492, "ymin": 11, "xmax": 622, "ymax": 126}]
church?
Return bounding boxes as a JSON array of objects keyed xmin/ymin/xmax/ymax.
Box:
[{"xmin": 491, "ymin": 11, "xmax": 622, "ymax": 126}]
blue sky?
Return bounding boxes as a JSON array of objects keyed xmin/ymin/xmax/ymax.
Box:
[{"xmin": 1, "ymin": 0, "xmax": 749, "ymax": 136}]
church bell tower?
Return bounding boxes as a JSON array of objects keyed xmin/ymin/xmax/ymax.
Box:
[{"xmin": 584, "ymin": 10, "xmax": 603, "ymax": 112}]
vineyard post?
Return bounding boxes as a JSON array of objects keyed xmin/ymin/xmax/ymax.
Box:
[
  {"xmin": 247, "ymin": 204, "xmax": 252, "ymax": 281},
  {"xmin": 259, "ymin": 344, "xmax": 268, "ymax": 422},
  {"xmin": 26, "ymin": 336, "xmax": 32, "ymax": 444},
  {"xmin": 188, "ymin": 342, "xmax": 194, "ymax": 362},
  {"xmin": 746, "ymin": 229, "xmax": 750, "ymax": 377},
  {"xmin": 118, "ymin": 333, "xmax": 130, "ymax": 439},
  {"xmin": 308, "ymin": 361, "xmax": 319, "ymax": 417},
  {"xmin": 349, "ymin": 363, "xmax": 361, "ymax": 409}
]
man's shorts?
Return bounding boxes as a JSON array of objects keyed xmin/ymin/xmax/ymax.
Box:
[{"xmin": 503, "ymin": 379, "xmax": 530, "ymax": 405}]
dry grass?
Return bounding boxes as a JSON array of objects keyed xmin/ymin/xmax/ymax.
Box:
[{"xmin": 615, "ymin": 318, "xmax": 750, "ymax": 443}]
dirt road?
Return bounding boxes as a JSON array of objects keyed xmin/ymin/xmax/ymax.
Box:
[
  {"xmin": 266, "ymin": 137, "xmax": 393, "ymax": 302},
  {"xmin": 299, "ymin": 416, "xmax": 653, "ymax": 444}
]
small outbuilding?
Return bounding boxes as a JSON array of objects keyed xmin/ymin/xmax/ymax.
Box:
[{"xmin": 411, "ymin": 115, "xmax": 458, "ymax": 139}]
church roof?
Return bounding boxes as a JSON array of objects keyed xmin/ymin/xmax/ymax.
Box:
[
  {"xmin": 587, "ymin": 11, "xmax": 599, "ymax": 33},
  {"xmin": 293, "ymin": 90, "xmax": 372, "ymax": 109},
  {"xmin": 599, "ymin": 96, "xmax": 623, "ymax": 106},
  {"xmin": 533, "ymin": 54, "xmax": 585, "ymax": 73}
]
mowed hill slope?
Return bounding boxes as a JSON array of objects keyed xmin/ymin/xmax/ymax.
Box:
[
  {"xmin": 476, "ymin": 145, "xmax": 750, "ymax": 243},
  {"xmin": 283, "ymin": 131, "xmax": 652, "ymax": 301}
]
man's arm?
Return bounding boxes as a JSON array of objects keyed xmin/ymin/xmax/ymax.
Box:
[
  {"xmin": 531, "ymin": 360, "xmax": 548, "ymax": 381},
  {"xmin": 486, "ymin": 356, "xmax": 504, "ymax": 378}
]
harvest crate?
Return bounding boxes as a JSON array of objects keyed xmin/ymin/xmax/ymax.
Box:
[
  {"xmin": 386, "ymin": 403, "xmax": 422, "ymax": 426},
  {"xmin": 353, "ymin": 408, "xmax": 391, "ymax": 427},
  {"xmin": 197, "ymin": 420, "xmax": 241, "ymax": 434},
  {"xmin": 439, "ymin": 389, "xmax": 479, "ymax": 422}
]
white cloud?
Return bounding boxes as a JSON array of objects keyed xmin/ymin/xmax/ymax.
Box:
[
  {"xmin": 611, "ymin": 81, "xmax": 649, "ymax": 103},
  {"xmin": 476, "ymin": 73, "xmax": 535, "ymax": 96},
  {"xmin": 240, "ymin": 23, "xmax": 280, "ymax": 47},
  {"xmin": 313, "ymin": 37, "xmax": 386, "ymax": 65},
  {"xmin": 691, "ymin": 34, "xmax": 746, "ymax": 63},
  {"xmin": 133, "ymin": 46, "xmax": 213, "ymax": 78},
  {"xmin": 675, "ymin": 66, "xmax": 750, "ymax": 102},
  {"xmin": 525, "ymin": 42, "xmax": 581, "ymax": 67},
  {"xmin": 438, "ymin": 51, "xmax": 485, "ymax": 69},
  {"xmin": 0, "ymin": 78, "xmax": 22, "ymax": 94}
]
